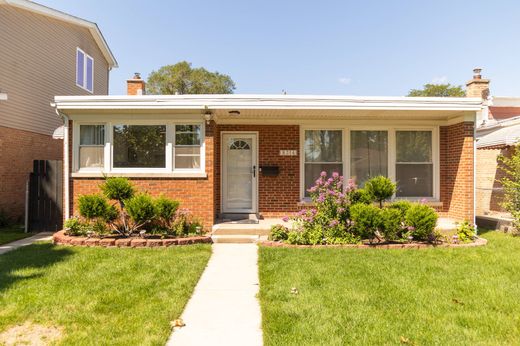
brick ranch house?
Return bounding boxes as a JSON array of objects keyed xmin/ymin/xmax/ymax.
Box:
[{"xmin": 52, "ymin": 76, "xmax": 483, "ymax": 230}]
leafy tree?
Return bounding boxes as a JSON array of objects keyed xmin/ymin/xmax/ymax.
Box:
[
  {"xmin": 498, "ymin": 144, "xmax": 520, "ymax": 232},
  {"xmin": 408, "ymin": 84, "xmax": 466, "ymax": 97},
  {"xmin": 147, "ymin": 61, "xmax": 235, "ymax": 94}
]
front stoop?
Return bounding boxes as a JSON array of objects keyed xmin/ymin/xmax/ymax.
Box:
[
  {"xmin": 211, "ymin": 218, "xmax": 281, "ymax": 243},
  {"xmin": 211, "ymin": 235, "xmax": 262, "ymax": 244}
]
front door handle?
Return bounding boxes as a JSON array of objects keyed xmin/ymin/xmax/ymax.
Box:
[{"xmin": 253, "ymin": 165, "xmax": 256, "ymax": 178}]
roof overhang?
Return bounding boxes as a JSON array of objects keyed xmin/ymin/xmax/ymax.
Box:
[
  {"xmin": 54, "ymin": 94, "xmax": 482, "ymax": 111},
  {"xmin": 1, "ymin": 0, "xmax": 117, "ymax": 68},
  {"xmin": 53, "ymin": 94, "xmax": 482, "ymax": 124},
  {"xmin": 477, "ymin": 123, "xmax": 520, "ymax": 148}
]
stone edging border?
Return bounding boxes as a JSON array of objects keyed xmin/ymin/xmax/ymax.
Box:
[
  {"xmin": 260, "ymin": 237, "xmax": 487, "ymax": 249},
  {"xmin": 53, "ymin": 230, "xmax": 212, "ymax": 248}
]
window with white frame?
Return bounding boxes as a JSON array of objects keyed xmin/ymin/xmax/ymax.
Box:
[
  {"xmin": 76, "ymin": 48, "xmax": 94, "ymax": 93},
  {"xmin": 395, "ymin": 130, "xmax": 433, "ymax": 197},
  {"xmin": 304, "ymin": 130, "xmax": 343, "ymax": 196},
  {"xmin": 175, "ymin": 125, "xmax": 201, "ymax": 169},
  {"xmin": 113, "ymin": 125, "xmax": 167, "ymax": 168},
  {"xmin": 350, "ymin": 130, "xmax": 388, "ymax": 186},
  {"xmin": 79, "ymin": 125, "xmax": 105, "ymax": 169}
]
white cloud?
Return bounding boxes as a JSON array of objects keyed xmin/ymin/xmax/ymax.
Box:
[
  {"xmin": 338, "ymin": 77, "xmax": 352, "ymax": 85},
  {"xmin": 431, "ymin": 76, "xmax": 448, "ymax": 84}
]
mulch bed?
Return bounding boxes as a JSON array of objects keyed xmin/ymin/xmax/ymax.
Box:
[
  {"xmin": 53, "ymin": 230, "xmax": 212, "ymax": 248},
  {"xmin": 260, "ymin": 237, "xmax": 487, "ymax": 249}
]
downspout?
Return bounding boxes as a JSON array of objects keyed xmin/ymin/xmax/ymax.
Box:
[
  {"xmin": 474, "ymin": 110, "xmax": 478, "ymax": 235},
  {"xmin": 53, "ymin": 105, "xmax": 70, "ymax": 220}
]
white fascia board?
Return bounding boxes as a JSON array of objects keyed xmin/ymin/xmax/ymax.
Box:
[
  {"xmin": 4, "ymin": 0, "xmax": 117, "ymax": 68},
  {"xmin": 489, "ymin": 96, "xmax": 520, "ymax": 107},
  {"xmin": 0, "ymin": 93, "xmax": 7, "ymax": 101},
  {"xmin": 53, "ymin": 95, "xmax": 483, "ymax": 112}
]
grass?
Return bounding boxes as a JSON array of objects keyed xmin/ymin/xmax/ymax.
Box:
[
  {"xmin": 0, "ymin": 242, "xmax": 211, "ymax": 345},
  {"xmin": 0, "ymin": 225, "xmax": 34, "ymax": 245},
  {"xmin": 258, "ymin": 230, "xmax": 520, "ymax": 345}
]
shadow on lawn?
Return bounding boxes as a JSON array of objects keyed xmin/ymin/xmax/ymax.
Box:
[{"xmin": 0, "ymin": 243, "xmax": 73, "ymax": 293}]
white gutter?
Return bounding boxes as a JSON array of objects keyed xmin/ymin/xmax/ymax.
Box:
[
  {"xmin": 54, "ymin": 94, "xmax": 483, "ymax": 111},
  {"xmin": 53, "ymin": 105, "xmax": 70, "ymax": 220}
]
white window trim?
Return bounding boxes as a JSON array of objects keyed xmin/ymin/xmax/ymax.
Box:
[
  {"xmin": 76, "ymin": 47, "xmax": 94, "ymax": 94},
  {"xmin": 173, "ymin": 123, "xmax": 205, "ymax": 172},
  {"xmin": 73, "ymin": 120, "xmax": 205, "ymax": 177},
  {"xmin": 300, "ymin": 127, "xmax": 345, "ymax": 198},
  {"xmin": 300, "ymin": 125, "xmax": 440, "ymax": 201}
]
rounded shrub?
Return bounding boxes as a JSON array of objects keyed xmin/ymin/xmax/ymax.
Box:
[
  {"xmin": 269, "ymin": 224, "xmax": 289, "ymax": 241},
  {"xmin": 349, "ymin": 188, "xmax": 374, "ymax": 205},
  {"xmin": 380, "ymin": 207, "xmax": 403, "ymax": 241},
  {"xmin": 405, "ymin": 203, "xmax": 438, "ymax": 241},
  {"xmin": 155, "ymin": 196, "xmax": 180, "ymax": 221},
  {"xmin": 350, "ymin": 203, "xmax": 382, "ymax": 240},
  {"xmin": 78, "ymin": 194, "xmax": 111, "ymax": 220},
  {"xmin": 388, "ymin": 200, "xmax": 413, "ymax": 216},
  {"xmin": 64, "ymin": 217, "xmax": 88, "ymax": 236},
  {"xmin": 125, "ymin": 194, "xmax": 156, "ymax": 226},
  {"xmin": 100, "ymin": 177, "xmax": 135, "ymax": 204},
  {"xmin": 364, "ymin": 176, "xmax": 396, "ymax": 208}
]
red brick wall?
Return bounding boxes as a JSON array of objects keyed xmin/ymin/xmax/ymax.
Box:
[
  {"xmin": 215, "ymin": 125, "xmax": 301, "ymax": 217},
  {"xmin": 69, "ymin": 121, "xmax": 216, "ymax": 230},
  {"xmin": 0, "ymin": 125, "xmax": 62, "ymax": 221},
  {"xmin": 439, "ymin": 122, "xmax": 474, "ymax": 220}
]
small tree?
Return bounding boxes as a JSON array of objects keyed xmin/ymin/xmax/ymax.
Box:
[
  {"xmin": 498, "ymin": 144, "xmax": 520, "ymax": 232},
  {"xmin": 364, "ymin": 176, "xmax": 396, "ymax": 208}
]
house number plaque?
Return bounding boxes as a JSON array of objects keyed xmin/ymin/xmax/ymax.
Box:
[{"xmin": 279, "ymin": 150, "xmax": 297, "ymax": 156}]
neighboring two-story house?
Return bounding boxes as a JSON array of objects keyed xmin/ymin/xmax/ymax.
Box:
[{"xmin": 0, "ymin": 0, "xmax": 116, "ymax": 221}]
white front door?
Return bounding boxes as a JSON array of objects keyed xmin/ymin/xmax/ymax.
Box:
[{"xmin": 222, "ymin": 133, "xmax": 258, "ymax": 213}]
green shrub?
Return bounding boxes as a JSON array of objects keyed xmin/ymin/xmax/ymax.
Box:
[
  {"xmin": 456, "ymin": 220, "xmax": 476, "ymax": 242},
  {"xmin": 498, "ymin": 144, "xmax": 520, "ymax": 231},
  {"xmin": 100, "ymin": 177, "xmax": 135, "ymax": 205},
  {"xmin": 64, "ymin": 217, "xmax": 88, "ymax": 236},
  {"xmin": 380, "ymin": 208, "xmax": 403, "ymax": 241},
  {"xmin": 286, "ymin": 230, "xmax": 308, "ymax": 245},
  {"xmin": 104, "ymin": 204, "xmax": 119, "ymax": 223},
  {"xmin": 405, "ymin": 203, "xmax": 438, "ymax": 241},
  {"xmin": 388, "ymin": 200, "xmax": 413, "ymax": 215},
  {"xmin": 350, "ymin": 203, "xmax": 382, "ymax": 240},
  {"xmin": 125, "ymin": 194, "xmax": 156, "ymax": 228},
  {"xmin": 349, "ymin": 188, "xmax": 373, "ymax": 205},
  {"xmin": 155, "ymin": 196, "xmax": 180, "ymax": 228},
  {"xmin": 78, "ymin": 194, "xmax": 111, "ymax": 220},
  {"xmin": 364, "ymin": 176, "xmax": 396, "ymax": 208},
  {"xmin": 269, "ymin": 224, "xmax": 289, "ymax": 241}
]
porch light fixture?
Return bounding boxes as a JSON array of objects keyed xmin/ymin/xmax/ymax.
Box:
[
  {"xmin": 203, "ymin": 106, "xmax": 213, "ymax": 124},
  {"xmin": 228, "ymin": 110, "xmax": 240, "ymax": 116}
]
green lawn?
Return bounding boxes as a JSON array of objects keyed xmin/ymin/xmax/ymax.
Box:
[
  {"xmin": 0, "ymin": 243, "xmax": 211, "ymax": 345},
  {"xmin": 259, "ymin": 231, "xmax": 520, "ymax": 345},
  {"xmin": 0, "ymin": 225, "xmax": 34, "ymax": 245}
]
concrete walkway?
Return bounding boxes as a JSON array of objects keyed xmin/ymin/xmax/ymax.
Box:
[
  {"xmin": 0, "ymin": 232, "xmax": 54, "ymax": 255},
  {"xmin": 167, "ymin": 244, "xmax": 263, "ymax": 346}
]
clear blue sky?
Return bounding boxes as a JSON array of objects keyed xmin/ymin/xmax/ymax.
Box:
[{"xmin": 39, "ymin": 0, "xmax": 520, "ymax": 96}]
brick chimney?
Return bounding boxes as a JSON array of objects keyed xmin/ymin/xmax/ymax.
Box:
[
  {"xmin": 127, "ymin": 72, "xmax": 146, "ymax": 95},
  {"xmin": 466, "ymin": 68, "xmax": 489, "ymax": 99}
]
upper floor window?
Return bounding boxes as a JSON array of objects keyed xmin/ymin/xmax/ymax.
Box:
[{"xmin": 76, "ymin": 48, "xmax": 94, "ymax": 93}]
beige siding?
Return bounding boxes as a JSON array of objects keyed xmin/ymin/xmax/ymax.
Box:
[{"xmin": 0, "ymin": 5, "xmax": 109, "ymax": 136}]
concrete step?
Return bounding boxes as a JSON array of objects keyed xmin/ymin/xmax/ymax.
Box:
[
  {"xmin": 212, "ymin": 228, "xmax": 270, "ymax": 236},
  {"xmin": 211, "ymin": 235, "xmax": 260, "ymax": 244}
]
